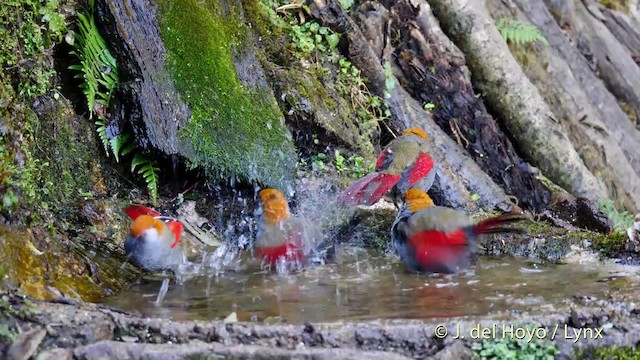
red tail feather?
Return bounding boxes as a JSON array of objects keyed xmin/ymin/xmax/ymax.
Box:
[
  {"xmin": 124, "ymin": 205, "xmax": 161, "ymax": 220},
  {"xmin": 166, "ymin": 221, "xmax": 183, "ymax": 248},
  {"xmin": 472, "ymin": 214, "xmax": 526, "ymax": 235},
  {"xmin": 339, "ymin": 172, "xmax": 401, "ymax": 206}
]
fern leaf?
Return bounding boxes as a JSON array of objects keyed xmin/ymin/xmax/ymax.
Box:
[
  {"xmin": 130, "ymin": 155, "xmax": 160, "ymax": 205},
  {"xmin": 109, "ymin": 133, "xmax": 132, "ymax": 163},
  {"xmin": 95, "ymin": 119, "xmax": 109, "ymax": 154},
  {"xmin": 496, "ymin": 18, "xmax": 548, "ymax": 47},
  {"xmin": 131, "ymin": 153, "xmax": 146, "ymax": 173}
]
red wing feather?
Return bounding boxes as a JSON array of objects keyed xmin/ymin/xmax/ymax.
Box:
[
  {"xmin": 338, "ymin": 172, "xmax": 401, "ymax": 206},
  {"xmin": 408, "ymin": 229, "xmax": 468, "ymax": 269},
  {"xmin": 166, "ymin": 221, "xmax": 183, "ymax": 248},
  {"xmin": 124, "ymin": 205, "xmax": 161, "ymax": 220},
  {"xmin": 375, "ymin": 149, "xmax": 392, "ymax": 171},
  {"xmin": 403, "ymin": 151, "xmax": 435, "ymax": 187}
]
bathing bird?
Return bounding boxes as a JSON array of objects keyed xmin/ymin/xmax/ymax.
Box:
[
  {"xmin": 338, "ymin": 127, "xmax": 436, "ymax": 208},
  {"xmin": 124, "ymin": 205, "xmax": 186, "ymax": 304},
  {"xmin": 255, "ymin": 188, "xmax": 329, "ymax": 269},
  {"xmin": 124, "ymin": 206, "xmax": 184, "ymax": 272},
  {"xmin": 392, "ymin": 189, "xmax": 526, "ymax": 274}
]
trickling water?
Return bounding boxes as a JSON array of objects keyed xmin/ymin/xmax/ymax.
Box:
[{"xmin": 104, "ymin": 247, "xmax": 634, "ymax": 323}]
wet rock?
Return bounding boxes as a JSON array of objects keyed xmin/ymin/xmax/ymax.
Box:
[
  {"xmin": 541, "ymin": 192, "xmax": 613, "ymax": 233},
  {"xmin": 7, "ymin": 328, "xmax": 46, "ymax": 360},
  {"xmin": 3, "ymin": 291, "xmax": 640, "ymax": 358},
  {"xmin": 432, "ymin": 341, "xmax": 473, "ymax": 360},
  {"xmin": 93, "ymin": 0, "xmax": 297, "ymax": 190},
  {"xmin": 36, "ymin": 348, "xmax": 72, "ymax": 360},
  {"xmin": 334, "ymin": 202, "xmax": 397, "ymax": 250}
]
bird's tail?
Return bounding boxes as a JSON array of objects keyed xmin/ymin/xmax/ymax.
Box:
[
  {"xmin": 124, "ymin": 205, "xmax": 161, "ymax": 220},
  {"xmin": 471, "ymin": 214, "xmax": 528, "ymax": 235},
  {"xmin": 338, "ymin": 172, "xmax": 401, "ymax": 206}
]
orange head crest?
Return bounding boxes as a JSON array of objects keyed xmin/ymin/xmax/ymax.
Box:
[
  {"xmin": 258, "ymin": 188, "xmax": 290, "ymax": 225},
  {"xmin": 131, "ymin": 215, "xmax": 165, "ymax": 237},
  {"xmin": 404, "ymin": 189, "xmax": 434, "ymax": 213},
  {"xmin": 402, "ymin": 127, "xmax": 428, "ymax": 141}
]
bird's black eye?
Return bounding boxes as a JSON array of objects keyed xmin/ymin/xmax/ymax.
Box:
[{"xmin": 268, "ymin": 194, "xmax": 278, "ymax": 200}]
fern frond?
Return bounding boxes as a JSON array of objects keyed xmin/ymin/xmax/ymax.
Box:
[
  {"xmin": 496, "ymin": 19, "xmax": 548, "ymax": 47},
  {"xmin": 69, "ymin": 6, "xmax": 119, "ymax": 120},
  {"xmin": 131, "ymin": 154, "xmax": 160, "ymax": 205},
  {"xmin": 95, "ymin": 118, "xmax": 109, "ymax": 154},
  {"xmin": 109, "ymin": 133, "xmax": 133, "ymax": 163}
]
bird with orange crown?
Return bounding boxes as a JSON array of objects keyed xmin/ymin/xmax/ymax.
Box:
[
  {"xmin": 123, "ymin": 205, "xmax": 185, "ymax": 304},
  {"xmin": 339, "ymin": 127, "xmax": 437, "ymax": 208},
  {"xmin": 255, "ymin": 188, "xmax": 328, "ymax": 270},
  {"xmin": 392, "ymin": 189, "xmax": 526, "ymax": 274}
]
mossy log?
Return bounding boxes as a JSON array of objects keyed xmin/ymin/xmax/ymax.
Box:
[
  {"xmin": 498, "ymin": 0, "xmax": 640, "ymax": 213},
  {"xmin": 93, "ymin": 0, "xmax": 298, "ymax": 191},
  {"xmin": 542, "ymin": 0, "xmax": 640, "ymax": 140},
  {"xmin": 377, "ymin": 0, "xmax": 551, "ymax": 211},
  {"xmin": 309, "ymin": 0, "xmax": 515, "ymax": 212},
  {"xmin": 428, "ymin": 0, "xmax": 609, "ymax": 203}
]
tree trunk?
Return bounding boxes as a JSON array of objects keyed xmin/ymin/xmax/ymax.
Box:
[
  {"xmin": 428, "ymin": 0, "xmax": 608, "ymax": 202},
  {"xmin": 543, "ymin": 0, "xmax": 640, "ymax": 147},
  {"xmin": 309, "ymin": 0, "xmax": 515, "ymax": 211},
  {"xmin": 493, "ymin": 0, "xmax": 640, "ymax": 213},
  {"xmin": 380, "ymin": 0, "xmax": 551, "ymax": 211}
]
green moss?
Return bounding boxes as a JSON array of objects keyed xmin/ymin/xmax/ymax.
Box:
[
  {"xmin": 576, "ymin": 346, "xmax": 640, "ymax": 360},
  {"xmin": 597, "ymin": 0, "xmax": 631, "ymax": 13},
  {"xmin": 157, "ymin": 0, "xmax": 297, "ymax": 190}
]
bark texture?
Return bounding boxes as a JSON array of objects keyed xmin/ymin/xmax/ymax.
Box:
[{"xmin": 428, "ymin": 0, "xmax": 609, "ymax": 202}]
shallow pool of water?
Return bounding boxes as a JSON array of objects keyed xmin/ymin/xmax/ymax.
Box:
[{"xmin": 104, "ymin": 247, "xmax": 632, "ymax": 323}]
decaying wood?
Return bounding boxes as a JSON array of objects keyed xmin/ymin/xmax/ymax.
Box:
[
  {"xmin": 309, "ymin": 0, "xmax": 515, "ymax": 211},
  {"xmin": 543, "ymin": 0, "xmax": 640, "ymax": 145},
  {"xmin": 428, "ymin": 0, "xmax": 608, "ymax": 203},
  {"xmin": 489, "ymin": 0, "xmax": 640, "ymax": 213},
  {"xmin": 379, "ymin": 0, "xmax": 551, "ymax": 211}
]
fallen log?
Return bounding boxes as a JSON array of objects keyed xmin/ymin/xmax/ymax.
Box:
[
  {"xmin": 309, "ymin": 0, "xmax": 515, "ymax": 211},
  {"xmin": 380, "ymin": 0, "xmax": 551, "ymax": 211},
  {"xmin": 428, "ymin": 0, "xmax": 609, "ymax": 202},
  {"xmin": 495, "ymin": 0, "xmax": 640, "ymax": 213}
]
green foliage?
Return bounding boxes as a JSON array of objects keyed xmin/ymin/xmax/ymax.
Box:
[
  {"xmin": 0, "ymin": 0, "xmax": 69, "ymax": 98},
  {"xmin": 423, "ymin": 102, "xmax": 435, "ymax": 111},
  {"xmin": 290, "ymin": 21, "xmax": 340, "ymax": 55},
  {"xmin": 597, "ymin": 0, "xmax": 631, "ymax": 13},
  {"xmin": 158, "ymin": 0, "xmax": 297, "ymax": 190},
  {"xmin": 132, "ymin": 154, "xmax": 160, "ymax": 205},
  {"xmin": 334, "ymin": 149, "xmax": 373, "ymax": 178},
  {"xmin": 255, "ymin": 0, "xmax": 384, "ymax": 159},
  {"xmin": 597, "ymin": 198, "xmax": 635, "ymax": 233},
  {"xmin": 338, "ymin": 0, "xmax": 354, "ymax": 10},
  {"xmin": 471, "ymin": 325, "xmax": 558, "ymax": 360},
  {"xmin": 70, "ymin": 3, "xmax": 160, "ymax": 204},
  {"xmin": 496, "ymin": 19, "xmax": 549, "ymax": 47},
  {"xmin": 577, "ymin": 346, "xmax": 640, "ymax": 360},
  {"xmin": 0, "ymin": 324, "xmax": 17, "ymax": 342},
  {"xmin": 69, "ymin": 9, "xmax": 118, "ymax": 116}
]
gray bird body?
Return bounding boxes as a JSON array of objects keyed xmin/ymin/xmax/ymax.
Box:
[{"xmin": 124, "ymin": 226, "xmax": 184, "ymax": 272}]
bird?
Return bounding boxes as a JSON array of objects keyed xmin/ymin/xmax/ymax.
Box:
[
  {"xmin": 255, "ymin": 188, "xmax": 329, "ymax": 269},
  {"xmin": 123, "ymin": 205, "xmax": 185, "ymax": 304},
  {"xmin": 391, "ymin": 189, "xmax": 525, "ymax": 274},
  {"xmin": 338, "ymin": 127, "xmax": 436, "ymax": 208}
]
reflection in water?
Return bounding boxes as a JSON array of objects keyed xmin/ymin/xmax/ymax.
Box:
[{"xmin": 104, "ymin": 246, "xmax": 628, "ymax": 323}]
